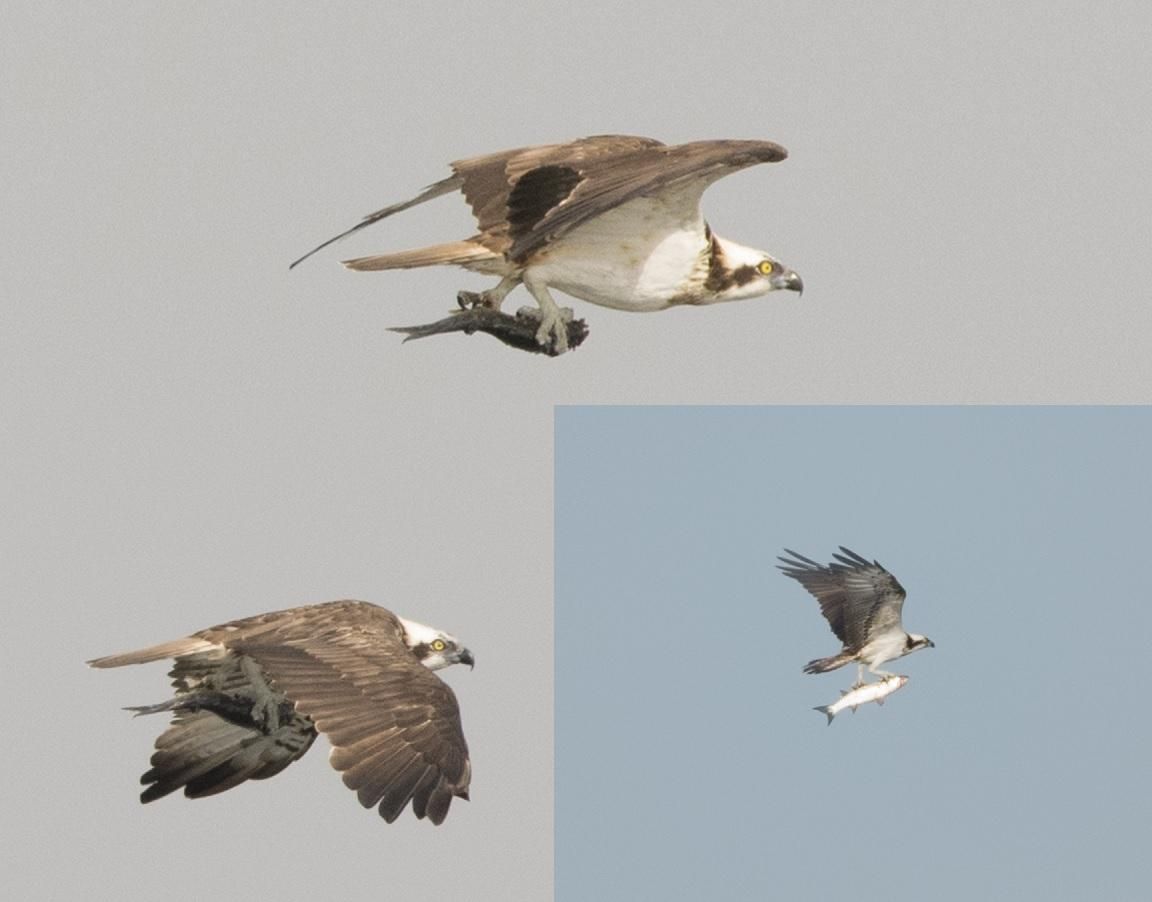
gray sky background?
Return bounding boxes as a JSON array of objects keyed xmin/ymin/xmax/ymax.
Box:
[
  {"xmin": 556, "ymin": 406, "xmax": 1152, "ymax": 901},
  {"xmin": 3, "ymin": 2, "xmax": 1150, "ymax": 900}
]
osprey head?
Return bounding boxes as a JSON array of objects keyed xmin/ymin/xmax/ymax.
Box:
[
  {"xmin": 399, "ymin": 617, "xmax": 475, "ymax": 671},
  {"xmin": 704, "ymin": 237, "xmax": 803, "ymax": 303},
  {"xmin": 905, "ymin": 633, "xmax": 935, "ymax": 654}
]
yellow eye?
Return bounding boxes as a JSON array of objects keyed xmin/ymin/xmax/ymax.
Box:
[
  {"xmin": 757, "ymin": 260, "xmax": 775, "ymax": 276},
  {"xmin": 431, "ymin": 639, "xmax": 446, "ymax": 652}
]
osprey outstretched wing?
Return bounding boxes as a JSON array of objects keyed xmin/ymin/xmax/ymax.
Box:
[
  {"xmin": 778, "ymin": 547, "xmax": 934, "ymax": 686},
  {"xmin": 89, "ymin": 600, "xmax": 472, "ymax": 825},
  {"xmin": 292, "ymin": 135, "xmax": 802, "ymax": 353}
]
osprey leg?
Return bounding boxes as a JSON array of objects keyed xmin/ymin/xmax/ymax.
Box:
[
  {"xmin": 521, "ymin": 272, "xmax": 574, "ymax": 353},
  {"xmin": 457, "ymin": 274, "xmax": 519, "ymax": 311},
  {"xmin": 239, "ymin": 655, "xmax": 285, "ymax": 731}
]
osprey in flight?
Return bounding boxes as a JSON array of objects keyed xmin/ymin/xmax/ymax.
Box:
[
  {"xmin": 89, "ymin": 600, "xmax": 472, "ymax": 825},
  {"xmin": 291, "ymin": 135, "xmax": 803, "ymax": 353},
  {"xmin": 778, "ymin": 547, "xmax": 934, "ymax": 687}
]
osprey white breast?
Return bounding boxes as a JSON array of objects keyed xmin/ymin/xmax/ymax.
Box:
[{"xmin": 525, "ymin": 193, "xmax": 711, "ymax": 311}]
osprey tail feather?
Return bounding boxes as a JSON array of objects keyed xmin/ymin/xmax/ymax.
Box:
[
  {"xmin": 87, "ymin": 637, "xmax": 218, "ymax": 668},
  {"xmin": 342, "ymin": 241, "xmax": 498, "ymax": 271},
  {"xmin": 803, "ymin": 652, "xmax": 855, "ymax": 674}
]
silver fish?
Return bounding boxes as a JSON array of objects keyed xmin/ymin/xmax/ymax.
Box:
[{"xmin": 814, "ymin": 674, "xmax": 909, "ymax": 725}]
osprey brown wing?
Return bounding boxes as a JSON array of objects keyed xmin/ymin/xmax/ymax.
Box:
[
  {"xmin": 495, "ymin": 139, "xmax": 788, "ymax": 262},
  {"xmin": 233, "ymin": 609, "xmax": 470, "ymax": 825},
  {"xmin": 138, "ymin": 706, "xmax": 317, "ymax": 802},
  {"xmin": 778, "ymin": 547, "xmax": 907, "ymax": 650},
  {"xmin": 451, "ymin": 135, "xmax": 667, "ymax": 256},
  {"xmin": 90, "ymin": 600, "xmax": 470, "ymax": 825}
]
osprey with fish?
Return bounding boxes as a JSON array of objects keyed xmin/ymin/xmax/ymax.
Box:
[
  {"xmin": 291, "ymin": 135, "xmax": 803, "ymax": 353},
  {"xmin": 778, "ymin": 547, "xmax": 934, "ymax": 687},
  {"xmin": 89, "ymin": 600, "xmax": 472, "ymax": 825}
]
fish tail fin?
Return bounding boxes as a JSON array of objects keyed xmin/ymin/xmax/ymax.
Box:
[
  {"xmin": 813, "ymin": 705, "xmax": 835, "ymax": 726},
  {"xmin": 124, "ymin": 699, "xmax": 183, "ymax": 717}
]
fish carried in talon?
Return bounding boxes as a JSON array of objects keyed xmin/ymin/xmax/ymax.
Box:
[
  {"xmin": 291, "ymin": 135, "xmax": 803, "ymax": 355},
  {"xmin": 814, "ymin": 674, "xmax": 909, "ymax": 725}
]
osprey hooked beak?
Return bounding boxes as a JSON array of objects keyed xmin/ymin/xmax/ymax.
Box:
[
  {"xmin": 457, "ymin": 647, "xmax": 476, "ymax": 669},
  {"xmin": 774, "ymin": 269, "xmax": 803, "ymax": 295}
]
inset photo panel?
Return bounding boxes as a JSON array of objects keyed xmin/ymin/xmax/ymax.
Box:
[{"xmin": 556, "ymin": 405, "xmax": 1150, "ymax": 902}]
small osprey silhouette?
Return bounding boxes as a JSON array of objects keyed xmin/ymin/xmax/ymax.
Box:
[
  {"xmin": 89, "ymin": 600, "xmax": 472, "ymax": 824},
  {"xmin": 778, "ymin": 547, "xmax": 934, "ymax": 687},
  {"xmin": 292, "ymin": 135, "xmax": 802, "ymax": 353}
]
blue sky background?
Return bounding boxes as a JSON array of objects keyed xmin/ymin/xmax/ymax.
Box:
[{"xmin": 556, "ymin": 406, "xmax": 1151, "ymax": 901}]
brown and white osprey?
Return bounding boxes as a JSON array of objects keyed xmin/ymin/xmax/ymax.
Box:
[
  {"xmin": 778, "ymin": 547, "xmax": 934, "ymax": 687},
  {"xmin": 89, "ymin": 600, "xmax": 472, "ymax": 825},
  {"xmin": 291, "ymin": 135, "xmax": 803, "ymax": 353}
]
